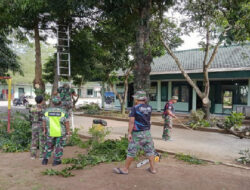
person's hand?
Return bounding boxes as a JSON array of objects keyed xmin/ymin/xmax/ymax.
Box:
[
  {"xmin": 173, "ymin": 115, "xmax": 177, "ymax": 119},
  {"xmin": 128, "ymin": 133, "xmax": 132, "ymax": 142},
  {"xmin": 67, "ymin": 131, "xmax": 72, "ymax": 136},
  {"xmin": 43, "ymin": 130, "xmax": 46, "ymax": 135}
]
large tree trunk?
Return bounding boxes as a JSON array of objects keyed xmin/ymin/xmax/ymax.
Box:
[
  {"xmin": 72, "ymin": 94, "xmax": 79, "ymax": 110},
  {"xmin": 202, "ymin": 100, "xmax": 211, "ymax": 120},
  {"xmin": 33, "ymin": 23, "xmax": 45, "ymax": 96},
  {"xmin": 133, "ymin": 0, "xmax": 152, "ymax": 94},
  {"xmin": 109, "ymin": 83, "xmax": 123, "ymax": 113},
  {"xmin": 121, "ymin": 103, "xmax": 126, "ymax": 115}
]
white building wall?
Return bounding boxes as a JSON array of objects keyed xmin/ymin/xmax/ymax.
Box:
[{"xmin": 0, "ymin": 82, "xmax": 102, "ymax": 106}]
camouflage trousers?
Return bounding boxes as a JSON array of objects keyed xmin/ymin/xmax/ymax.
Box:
[
  {"xmin": 31, "ymin": 123, "xmax": 45, "ymax": 158},
  {"xmin": 62, "ymin": 101, "xmax": 73, "ymax": 116},
  {"xmin": 43, "ymin": 136, "xmax": 65, "ymax": 161},
  {"xmin": 127, "ymin": 130, "xmax": 155, "ymax": 157},
  {"xmin": 162, "ymin": 115, "xmax": 173, "ymax": 140}
]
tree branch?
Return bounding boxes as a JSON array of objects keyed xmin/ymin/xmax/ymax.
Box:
[
  {"xmin": 206, "ymin": 27, "xmax": 231, "ymax": 69},
  {"xmin": 160, "ymin": 36, "xmax": 204, "ymax": 99},
  {"xmin": 203, "ymin": 26, "xmax": 210, "ymax": 97},
  {"xmin": 109, "ymin": 83, "xmax": 123, "ymax": 104}
]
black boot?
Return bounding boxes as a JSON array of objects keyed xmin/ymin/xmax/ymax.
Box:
[
  {"xmin": 42, "ymin": 159, "xmax": 48, "ymax": 165},
  {"xmin": 52, "ymin": 160, "xmax": 61, "ymax": 166}
]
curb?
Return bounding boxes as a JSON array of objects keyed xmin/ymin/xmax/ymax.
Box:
[{"xmin": 75, "ymin": 113, "xmax": 228, "ymax": 134}]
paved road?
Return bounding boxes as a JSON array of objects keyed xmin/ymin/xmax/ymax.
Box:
[
  {"xmin": 0, "ymin": 101, "xmax": 28, "ymax": 120},
  {"xmin": 74, "ymin": 115, "xmax": 250, "ymax": 164}
]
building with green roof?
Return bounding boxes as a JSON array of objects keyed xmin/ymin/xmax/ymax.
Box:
[{"xmin": 113, "ymin": 44, "xmax": 250, "ymax": 114}]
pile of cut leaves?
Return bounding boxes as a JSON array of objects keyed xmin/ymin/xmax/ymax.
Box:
[{"xmin": 43, "ymin": 137, "xmax": 128, "ymax": 177}]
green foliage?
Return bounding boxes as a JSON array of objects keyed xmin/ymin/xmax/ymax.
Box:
[
  {"xmin": 236, "ymin": 149, "xmax": 250, "ymax": 165},
  {"xmin": 43, "ymin": 137, "xmax": 129, "ymax": 177},
  {"xmin": 0, "ymin": 115, "xmax": 31, "ymax": 152},
  {"xmin": 181, "ymin": 0, "xmax": 250, "ymax": 43},
  {"xmin": 175, "ymin": 153, "xmax": 206, "ymax": 165},
  {"xmin": 66, "ymin": 129, "xmax": 82, "ymax": 146},
  {"xmin": 224, "ymin": 112, "xmax": 245, "ymax": 130},
  {"xmin": 81, "ymin": 103, "xmax": 101, "ymax": 115},
  {"xmin": 0, "ymin": 33, "xmax": 22, "ymax": 76},
  {"xmin": 190, "ymin": 109, "xmax": 205, "ymax": 122},
  {"xmin": 42, "ymin": 168, "xmax": 74, "ymax": 177},
  {"xmin": 161, "ymin": 152, "xmax": 169, "ymax": 158},
  {"xmin": 88, "ymin": 124, "xmax": 110, "ymax": 143},
  {"xmin": 34, "ymin": 88, "xmax": 45, "ymax": 97},
  {"xmin": 209, "ymin": 116, "xmax": 219, "ymax": 128},
  {"xmin": 190, "ymin": 120, "xmax": 210, "ymax": 129},
  {"xmin": 43, "ymin": 55, "xmax": 56, "ymax": 84},
  {"xmin": 66, "ymin": 129, "xmax": 91, "ymax": 149},
  {"xmin": 44, "ymin": 92, "xmax": 51, "ymax": 101},
  {"xmin": 189, "ymin": 109, "xmax": 211, "ymax": 129}
]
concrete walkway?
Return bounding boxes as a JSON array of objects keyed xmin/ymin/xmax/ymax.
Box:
[{"xmin": 74, "ymin": 115, "xmax": 250, "ymax": 165}]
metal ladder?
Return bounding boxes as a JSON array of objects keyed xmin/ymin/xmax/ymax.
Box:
[
  {"xmin": 56, "ymin": 24, "xmax": 75, "ymax": 131},
  {"xmin": 57, "ymin": 25, "xmax": 71, "ymax": 78}
]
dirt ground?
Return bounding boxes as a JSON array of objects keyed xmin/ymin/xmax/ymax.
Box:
[{"xmin": 0, "ymin": 146, "xmax": 250, "ymax": 190}]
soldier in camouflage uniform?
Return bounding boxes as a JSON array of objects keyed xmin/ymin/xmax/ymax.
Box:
[
  {"xmin": 162, "ymin": 96, "xmax": 178, "ymax": 141},
  {"xmin": 113, "ymin": 91, "xmax": 156, "ymax": 175},
  {"xmin": 57, "ymin": 83, "xmax": 76, "ymax": 116},
  {"xmin": 42, "ymin": 96, "xmax": 71, "ymax": 166},
  {"xmin": 30, "ymin": 95, "xmax": 46, "ymax": 159}
]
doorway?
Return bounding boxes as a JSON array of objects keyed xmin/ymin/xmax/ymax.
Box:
[
  {"xmin": 18, "ymin": 88, "xmax": 24, "ymax": 98},
  {"xmin": 222, "ymin": 90, "xmax": 233, "ymax": 114}
]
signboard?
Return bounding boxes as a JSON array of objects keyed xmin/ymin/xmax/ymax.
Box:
[{"xmin": 104, "ymin": 91, "xmax": 115, "ymax": 109}]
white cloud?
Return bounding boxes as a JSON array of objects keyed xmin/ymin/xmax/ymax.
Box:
[{"xmin": 177, "ymin": 32, "xmax": 202, "ymax": 50}]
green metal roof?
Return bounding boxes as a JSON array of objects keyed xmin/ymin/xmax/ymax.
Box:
[{"xmin": 151, "ymin": 44, "xmax": 250, "ymax": 74}]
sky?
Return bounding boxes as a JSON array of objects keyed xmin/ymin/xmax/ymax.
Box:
[
  {"xmin": 176, "ymin": 32, "xmax": 201, "ymax": 51},
  {"xmin": 166, "ymin": 7, "xmax": 202, "ymax": 51}
]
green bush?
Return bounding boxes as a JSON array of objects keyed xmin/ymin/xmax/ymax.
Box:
[
  {"xmin": 66, "ymin": 128, "xmax": 91, "ymax": 149},
  {"xmin": 81, "ymin": 103, "xmax": 101, "ymax": 115},
  {"xmin": 190, "ymin": 109, "xmax": 205, "ymax": 122},
  {"xmin": 88, "ymin": 124, "xmax": 110, "ymax": 143},
  {"xmin": 189, "ymin": 109, "xmax": 211, "ymax": 129},
  {"xmin": 43, "ymin": 137, "xmax": 129, "ymax": 177},
  {"xmin": 44, "ymin": 92, "xmax": 51, "ymax": 101},
  {"xmin": 236, "ymin": 149, "xmax": 250, "ymax": 165},
  {"xmin": 224, "ymin": 112, "xmax": 245, "ymax": 130},
  {"xmin": 0, "ymin": 115, "xmax": 31, "ymax": 152},
  {"xmin": 209, "ymin": 116, "xmax": 219, "ymax": 128}
]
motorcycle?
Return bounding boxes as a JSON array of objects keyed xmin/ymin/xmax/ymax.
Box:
[{"xmin": 13, "ymin": 96, "xmax": 29, "ymax": 107}]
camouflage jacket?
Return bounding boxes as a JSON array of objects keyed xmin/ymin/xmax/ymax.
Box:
[
  {"xmin": 43, "ymin": 107, "xmax": 69, "ymax": 137},
  {"xmin": 57, "ymin": 87, "xmax": 75, "ymax": 102},
  {"xmin": 29, "ymin": 104, "xmax": 45, "ymax": 123}
]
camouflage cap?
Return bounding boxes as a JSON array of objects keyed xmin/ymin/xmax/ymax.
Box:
[
  {"xmin": 132, "ymin": 90, "xmax": 147, "ymax": 100},
  {"xmin": 171, "ymin": 96, "xmax": 178, "ymax": 100},
  {"xmin": 51, "ymin": 96, "xmax": 61, "ymax": 105}
]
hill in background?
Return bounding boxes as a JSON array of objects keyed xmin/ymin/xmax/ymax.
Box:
[{"xmin": 10, "ymin": 43, "xmax": 55, "ymax": 85}]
